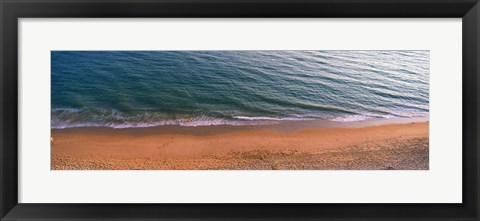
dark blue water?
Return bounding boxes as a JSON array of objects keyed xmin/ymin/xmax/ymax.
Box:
[{"xmin": 51, "ymin": 51, "xmax": 429, "ymax": 129}]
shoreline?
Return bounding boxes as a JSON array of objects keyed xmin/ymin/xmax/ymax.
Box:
[
  {"xmin": 51, "ymin": 117, "xmax": 429, "ymax": 135},
  {"xmin": 51, "ymin": 121, "xmax": 429, "ymax": 170}
]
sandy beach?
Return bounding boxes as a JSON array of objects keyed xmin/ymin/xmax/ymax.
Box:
[{"xmin": 51, "ymin": 122, "xmax": 429, "ymax": 170}]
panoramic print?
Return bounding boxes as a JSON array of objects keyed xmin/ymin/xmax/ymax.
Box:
[{"xmin": 51, "ymin": 51, "xmax": 429, "ymax": 170}]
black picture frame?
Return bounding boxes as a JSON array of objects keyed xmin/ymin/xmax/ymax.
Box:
[{"xmin": 1, "ymin": 0, "xmax": 479, "ymax": 220}]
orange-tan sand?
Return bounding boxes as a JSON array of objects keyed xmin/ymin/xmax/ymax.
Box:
[{"xmin": 51, "ymin": 122, "xmax": 429, "ymax": 170}]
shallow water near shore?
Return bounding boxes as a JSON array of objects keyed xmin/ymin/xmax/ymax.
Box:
[{"xmin": 52, "ymin": 117, "xmax": 428, "ymax": 137}]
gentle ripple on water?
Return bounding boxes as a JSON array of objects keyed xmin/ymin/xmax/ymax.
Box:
[{"xmin": 51, "ymin": 51, "xmax": 429, "ymax": 128}]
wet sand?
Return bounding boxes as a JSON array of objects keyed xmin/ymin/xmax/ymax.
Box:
[{"xmin": 51, "ymin": 122, "xmax": 429, "ymax": 170}]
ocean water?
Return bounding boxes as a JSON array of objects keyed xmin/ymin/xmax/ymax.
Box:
[{"xmin": 51, "ymin": 51, "xmax": 429, "ymax": 129}]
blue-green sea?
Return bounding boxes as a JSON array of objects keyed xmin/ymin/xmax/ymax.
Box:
[{"xmin": 51, "ymin": 51, "xmax": 429, "ymax": 129}]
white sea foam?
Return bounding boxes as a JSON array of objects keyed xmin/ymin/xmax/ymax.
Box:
[
  {"xmin": 330, "ymin": 115, "xmax": 373, "ymax": 122},
  {"xmin": 51, "ymin": 108, "xmax": 428, "ymax": 129},
  {"xmin": 51, "ymin": 116, "xmax": 277, "ymax": 129}
]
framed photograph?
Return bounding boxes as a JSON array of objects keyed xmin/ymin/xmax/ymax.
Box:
[{"xmin": 1, "ymin": 0, "xmax": 479, "ymax": 220}]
